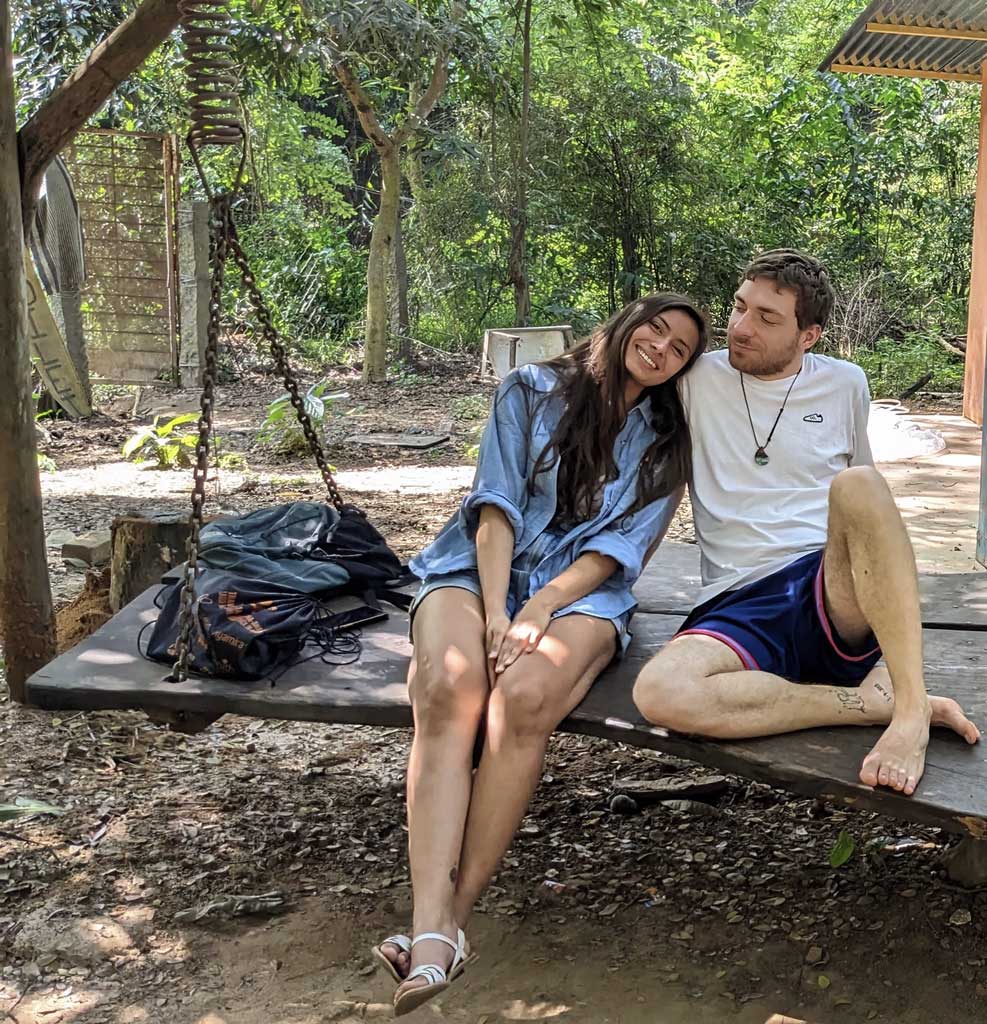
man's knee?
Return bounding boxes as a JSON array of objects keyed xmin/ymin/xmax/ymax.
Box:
[
  {"xmin": 830, "ymin": 466, "xmax": 892, "ymax": 520},
  {"xmin": 633, "ymin": 655, "xmax": 707, "ymax": 734}
]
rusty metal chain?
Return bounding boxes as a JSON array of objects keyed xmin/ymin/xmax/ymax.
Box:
[
  {"xmin": 169, "ymin": 0, "xmax": 346, "ymax": 682},
  {"xmin": 169, "ymin": 195, "xmax": 231, "ymax": 682},
  {"xmin": 227, "ymin": 225, "xmax": 346, "ymax": 512}
]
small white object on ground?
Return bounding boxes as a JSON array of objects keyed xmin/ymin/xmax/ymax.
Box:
[{"xmin": 868, "ymin": 401, "xmax": 946, "ymax": 462}]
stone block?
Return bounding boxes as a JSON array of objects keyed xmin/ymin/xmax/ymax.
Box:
[{"xmin": 62, "ymin": 530, "xmax": 112, "ymax": 565}]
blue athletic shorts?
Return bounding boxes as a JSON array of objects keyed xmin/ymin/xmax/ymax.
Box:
[{"xmin": 676, "ymin": 549, "xmax": 881, "ymax": 685}]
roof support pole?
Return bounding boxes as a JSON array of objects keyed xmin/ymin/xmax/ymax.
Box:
[
  {"xmin": 973, "ymin": 64, "xmax": 987, "ymax": 564},
  {"xmin": 966, "ymin": 62, "xmax": 987, "ymax": 427}
]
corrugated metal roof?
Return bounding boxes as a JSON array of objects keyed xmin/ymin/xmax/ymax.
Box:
[{"xmin": 820, "ymin": 0, "xmax": 987, "ymax": 81}]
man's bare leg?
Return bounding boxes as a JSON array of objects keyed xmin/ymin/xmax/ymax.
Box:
[
  {"xmin": 633, "ymin": 636, "xmax": 973, "ymax": 745},
  {"xmin": 823, "ymin": 467, "xmax": 979, "ymax": 791},
  {"xmin": 633, "ymin": 471, "xmax": 978, "ymax": 795}
]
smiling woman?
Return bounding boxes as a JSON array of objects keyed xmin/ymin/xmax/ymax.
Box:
[{"xmin": 373, "ymin": 292, "xmax": 708, "ymax": 1015}]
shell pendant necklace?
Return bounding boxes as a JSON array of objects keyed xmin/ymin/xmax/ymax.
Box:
[{"xmin": 739, "ymin": 367, "xmax": 801, "ymax": 466}]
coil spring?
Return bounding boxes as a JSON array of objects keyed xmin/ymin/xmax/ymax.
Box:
[{"xmin": 179, "ymin": 0, "xmax": 243, "ymax": 147}]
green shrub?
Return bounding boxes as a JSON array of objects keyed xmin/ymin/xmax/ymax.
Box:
[
  {"xmin": 259, "ymin": 382, "xmax": 347, "ymax": 457},
  {"xmin": 122, "ymin": 413, "xmax": 199, "ymax": 469},
  {"xmin": 855, "ymin": 334, "xmax": 965, "ymax": 400}
]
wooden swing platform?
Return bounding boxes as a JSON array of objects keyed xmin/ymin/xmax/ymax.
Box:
[{"xmin": 23, "ymin": 543, "xmax": 987, "ymax": 845}]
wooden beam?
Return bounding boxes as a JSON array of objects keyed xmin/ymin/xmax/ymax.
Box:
[
  {"xmin": 17, "ymin": 0, "xmax": 181, "ymax": 232},
  {"xmin": 866, "ymin": 21, "xmax": 987, "ymax": 43},
  {"xmin": 966, "ymin": 61, "xmax": 987, "ymax": 429},
  {"xmin": 0, "ymin": 0, "xmax": 56, "ymax": 699},
  {"xmin": 829, "ymin": 62, "xmax": 981, "ymax": 83}
]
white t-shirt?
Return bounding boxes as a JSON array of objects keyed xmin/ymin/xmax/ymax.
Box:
[{"xmin": 679, "ymin": 349, "xmax": 873, "ymax": 606}]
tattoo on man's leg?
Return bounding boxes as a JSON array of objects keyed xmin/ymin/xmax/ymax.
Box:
[
  {"xmin": 449, "ymin": 866, "xmax": 458, "ymax": 884},
  {"xmin": 836, "ymin": 688, "xmax": 866, "ymax": 714},
  {"xmin": 874, "ymin": 680, "xmax": 893, "ymax": 704}
]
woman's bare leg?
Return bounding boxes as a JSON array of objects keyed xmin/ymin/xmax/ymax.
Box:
[
  {"xmin": 453, "ymin": 615, "xmax": 615, "ymax": 925},
  {"xmin": 378, "ymin": 588, "xmax": 488, "ymax": 978}
]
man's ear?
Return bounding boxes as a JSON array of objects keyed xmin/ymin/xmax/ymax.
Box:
[{"xmin": 800, "ymin": 323, "xmax": 822, "ymax": 352}]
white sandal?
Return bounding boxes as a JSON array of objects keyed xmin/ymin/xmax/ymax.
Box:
[
  {"xmin": 393, "ymin": 928, "xmax": 474, "ymax": 1016},
  {"xmin": 371, "ymin": 933, "xmax": 411, "ymax": 984}
]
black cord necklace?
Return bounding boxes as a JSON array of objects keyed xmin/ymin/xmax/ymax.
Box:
[{"xmin": 740, "ymin": 367, "xmax": 801, "ymax": 466}]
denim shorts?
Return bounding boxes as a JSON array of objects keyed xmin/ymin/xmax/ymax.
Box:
[
  {"xmin": 410, "ymin": 569, "xmax": 632, "ymax": 656},
  {"xmin": 676, "ymin": 549, "xmax": 881, "ymax": 684},
  {"xmin": 410, "ymin": 523, "xmax": 634, "ymax": 656}
]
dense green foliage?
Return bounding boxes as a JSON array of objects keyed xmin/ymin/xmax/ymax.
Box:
[{"xmin": 12, "ymin": 0, "xmax": 977, "ymax": 393}]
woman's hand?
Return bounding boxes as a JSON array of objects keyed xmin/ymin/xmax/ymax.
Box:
[
  {"xmin": 485, "ymin": 611, "xmax": 512, "ymax": 673},
  {"xmin": 493, "ymin": 597, "xmax": 553, "ymax": 674}
]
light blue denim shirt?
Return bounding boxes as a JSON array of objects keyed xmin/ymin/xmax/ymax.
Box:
[{"xmin": 410, "ymin": 363, "xmax": 681, "ymax": 621}]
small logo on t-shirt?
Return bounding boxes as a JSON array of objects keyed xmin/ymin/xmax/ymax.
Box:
[{"xmin": 803, "ymin": 413, "xmax": 824, "ymax": 423}]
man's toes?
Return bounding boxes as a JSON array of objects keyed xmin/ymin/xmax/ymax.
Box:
[
  {"xmin": 859, "ymin": 753, "xmax": 880, "ymax": 786},
  {"xmin": 965, "ymin": 720, "xmax": 981, "ymax": 744},
  {"xmin": 877, "ymin": 763, "xmax": 891, "ymax": 787},
  {"xmin": 904, "ymin": 774, "xmax": 918, "ymax": 795}
]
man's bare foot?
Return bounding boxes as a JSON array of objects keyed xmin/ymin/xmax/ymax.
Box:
[{"xmin": 857, "ymin": 670, "xmax": 979, "ymax": 795}]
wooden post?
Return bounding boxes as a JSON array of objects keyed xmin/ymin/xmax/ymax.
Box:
[
  {"xmin": 964, "ymin": 61, "xmax": 987, "ymax": 425},
  {"xmin": 0, "ymin": 0, "xmax": 56, "ymax": 699},
  {"xmin": 974, "ymin": 66, "xmax": 987, "ymax": 565},
  {"xmin": 0, "ymin": 0, "xmax": 181, "ymax": 697}
]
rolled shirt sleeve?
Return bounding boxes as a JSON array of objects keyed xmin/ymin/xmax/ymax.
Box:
[
  {"xmin": 460, "ymin": 370, "xmax": 534, "ymax": 541},
  {"xmin": 850, "ymin": 368, "xmax": 874, "ymax": 467},
  {"xmin": 573, "ymin": 490, "xmax": 682, "ymax": 584}
]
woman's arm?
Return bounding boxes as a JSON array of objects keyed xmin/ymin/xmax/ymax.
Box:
[
  {"xmin": 476, "ymin": 504, "xmax": 517, "ymax": 667},
  {"xmin": 492, "ymin": 486, "xmax": 685, "ymax": 673},
  {"xmin": 492, "ymin": 550, "xmax": 618, "ymax": 674}
]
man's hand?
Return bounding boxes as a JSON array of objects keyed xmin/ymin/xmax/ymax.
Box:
[{"xmin": 493, "ymin": 597, "xmax": 553, "ymax": 674}]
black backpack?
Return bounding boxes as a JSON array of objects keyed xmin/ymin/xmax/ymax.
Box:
[{"xmin": 144, "ymin": 502, "xmax": 412, "ymax": 680}]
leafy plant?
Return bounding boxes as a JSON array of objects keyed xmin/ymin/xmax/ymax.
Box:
[
  {"xmin": 37, "ymin": 453, "xmax": 58, "ymax": 473},
  {"xmin": 259, "ymin": 383, "xmax": 347, "ymax": 457},
  {"xmin": 451, "ymin": 394, "xmax": 490, "ymax": 420},
  {"xmin": 122, "ymin": 413, "xmax": 199, "ymax": 469},
  {"xmin": 829, "ymin": 829, "xmax": 855, "ymax": 868},
  {"xmin": 0, "ymin": 797, "xmax": 64, "ymax": 822}
]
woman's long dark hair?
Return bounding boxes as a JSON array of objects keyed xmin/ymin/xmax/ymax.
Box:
[{"xmin": 523, "ymin": 293, "xmax": 707, "ymax": 525}]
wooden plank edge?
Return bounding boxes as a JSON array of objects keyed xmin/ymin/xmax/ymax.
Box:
[{"xmin": 26, "ymin": 669, "xmax": 987, "ymax": 840}]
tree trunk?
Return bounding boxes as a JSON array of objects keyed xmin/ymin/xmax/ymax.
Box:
[
  {"xmin": 620, "ymin": 225, "xmax": 640, "ymax": 305},
  {"xmin": 390, "ymin": 214, "xmax": 411, "ymax": 360},
  {"xmin": 0, "ymin": 0, "xmax": 55, "ymax": 700},
  {"xmin": 364, "ymin": 143, "xmax": 401, "ymax": 382},
  {"xmin": 507, "ymin": 0, "xmax": 532, "ymax": 328},
  {"xmin": 109, "ymin": 513, "xmax": 191, "ymax": 613}
]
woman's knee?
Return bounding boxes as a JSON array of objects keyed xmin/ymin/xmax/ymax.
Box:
[
  {"xmin": 489, "ymin": 670, "xmax": 564, "ymax": 739},
  {"xmin": 410, "ymin": 654, "xmax": 488, "ymax": 732}
]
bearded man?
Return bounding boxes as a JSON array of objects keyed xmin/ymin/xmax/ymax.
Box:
[{"xmin": 633, "ymin": 249, "xmax": 979, "ymax": 795}]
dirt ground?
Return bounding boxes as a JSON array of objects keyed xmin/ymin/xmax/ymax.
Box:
[{"xmin": 2, "ymin": 358, "xmax": 986, "ymax": 1024}]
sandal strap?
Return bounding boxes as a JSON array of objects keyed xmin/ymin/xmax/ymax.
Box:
[
  {"xmin": 411, "ymin": 930, "xmax": 460, "ymax": 954},
  {"xmin": 406, "ymin": 963, "xmax": 447, "ymax": 986},
  {"xmin": 409, "ymin": 928, "xmax": 467, "ymax": 976},
  {"xmin": 380, "ymin": 934, "xmax": 411, "ymax": 954}
]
